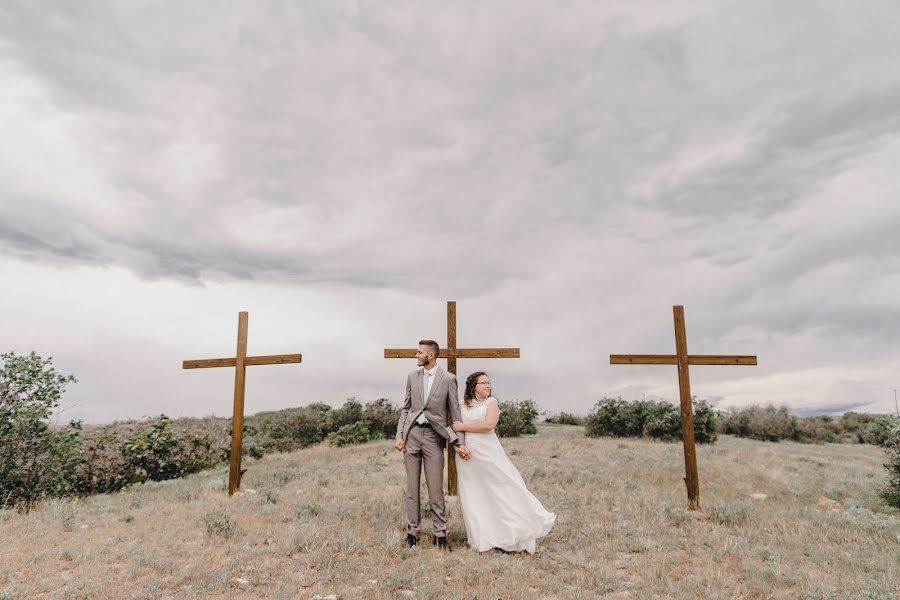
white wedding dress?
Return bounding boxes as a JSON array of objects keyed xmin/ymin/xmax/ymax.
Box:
[{"xmin": 455, "ymin": 396, "xmax": 556, "ymax": 553}]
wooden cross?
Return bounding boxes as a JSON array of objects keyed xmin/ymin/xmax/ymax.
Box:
[
  {"xmin": 610, "ymin": 305, "xmax": 757, "ymax": 511},
  {"xmin": 183, "ymin": 311, "xmax": 302, "ymax": 496},
  {"xmin": 384, "ymin": 300, "xmax": 520, "ymax": 495}
]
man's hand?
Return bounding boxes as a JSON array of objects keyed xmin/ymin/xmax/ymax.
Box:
[
  {"xmin": 394, "ymin": 438, "xmax": 405, "ymax": 452},
  {"xmin": 454, "ymin": 444, "xmax": 470, "ymax": 460}
]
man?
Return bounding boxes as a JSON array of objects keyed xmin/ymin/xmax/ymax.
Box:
[{"xmin": 394, "ymin": 340, "xmax": 470, "ymax": 550}]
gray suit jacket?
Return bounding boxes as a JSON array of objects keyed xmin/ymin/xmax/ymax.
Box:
[{"xmin": 395, "ymin": 366, "xmax": 466, "ymax": 446}]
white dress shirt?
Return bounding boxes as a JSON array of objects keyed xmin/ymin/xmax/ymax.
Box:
[{"xmin": 416, "ymin": 364, "xmax": 439, "ymax": 424}]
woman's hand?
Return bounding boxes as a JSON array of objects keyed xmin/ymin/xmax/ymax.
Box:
[{"xmin": 451, "ymin": 421, "xmax": 466, "ymax": 432}]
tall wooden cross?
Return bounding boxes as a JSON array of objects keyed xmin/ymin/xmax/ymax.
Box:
[
  {"xmin": 610, "ymin": 305, "xmax": 757, "ymax": 511},
  {"xmin": 385, "ymin": 300, "xmax": 520, "ymax": 495},
  {"xmin": 183, "ymin": 311, "xmax": 302, "ymax": 496}
]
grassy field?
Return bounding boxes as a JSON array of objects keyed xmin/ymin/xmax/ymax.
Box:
[{"xmin": 0, "ymin": 424, "xmax": 897, "ymax": 599}]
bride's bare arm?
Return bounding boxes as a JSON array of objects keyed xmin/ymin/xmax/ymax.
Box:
[{"xmin": 453, "ymin": 400, "xmax": 500, "ymax": 433}]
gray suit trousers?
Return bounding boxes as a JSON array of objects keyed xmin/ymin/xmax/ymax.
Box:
[{"xmin": 403, "ymin": 424, "xmax": 447, "ymax": 538}]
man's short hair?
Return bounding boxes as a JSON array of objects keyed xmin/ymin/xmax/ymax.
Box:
[{"xmin": 418, "ymin": 340, "xmax": 440, "ymax": 358}]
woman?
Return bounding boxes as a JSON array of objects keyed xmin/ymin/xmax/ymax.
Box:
[{"xmin": 451, "ymin": 371, "xmax": 556, "ymax": 553}]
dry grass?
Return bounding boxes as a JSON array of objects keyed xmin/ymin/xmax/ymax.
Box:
[{"xmin": 0, "ymin": 424, "xmax": 897, "ymax": 599}]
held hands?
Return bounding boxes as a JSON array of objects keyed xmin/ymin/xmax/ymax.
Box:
[
  {"xmin": 394, "ymin": 438, "xmax": 405, "ymax": 452},
  {"xmin": 451, "ymin": 421, "xmax": 465, "ymax": 432},
  {"xmin": 454, "ymin": 444, "xmax": 471, "ymax": 460}
]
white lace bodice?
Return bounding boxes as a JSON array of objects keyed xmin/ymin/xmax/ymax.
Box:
[{"xmin": 459, "ymin": 396, "xmax": 496, "ymax": 425}]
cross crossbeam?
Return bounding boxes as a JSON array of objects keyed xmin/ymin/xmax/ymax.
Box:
[
  {"xmin": 183, "ymin": 354, "xmax": 302, "ymax": 369},
  {"xmin": 610, "ymin": 355, "xmax": 757, "ymax": 366}
]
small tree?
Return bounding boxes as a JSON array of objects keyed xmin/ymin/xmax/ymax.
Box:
[
  {"xmin": 328, "ymin": 421, "xmax": 374, "ymax": 447},
  {"xmin": 496, "ymin": 399, "xmax": 540, "ymax": 437},
  {"xmin": 0, "ymin": 351, "xmax": 79, "ymax": 508},
  {"xmin": 363, "ymin": 398, "xmax": 400, "ymax": 439},
  {"xmin": 326, "ymin": 398, "xmax": 364, "ymax": 432}
]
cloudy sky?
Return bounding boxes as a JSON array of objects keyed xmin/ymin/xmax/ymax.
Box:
[{"xmin": 2, "ymin": 1, "xmax": 900, "ymax": 423}]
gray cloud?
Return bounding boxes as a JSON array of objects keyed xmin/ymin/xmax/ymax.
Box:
[{"xmin": 2, "ymin": 1, "xmax": 900, "ymax": 419}]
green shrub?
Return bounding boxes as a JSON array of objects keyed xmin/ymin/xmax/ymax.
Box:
[
  {"xmin": 0, "ymin": 351, "xmax": 80, "ymax": 508},
  {"xmin": 879, "ymin": 423, "xmax": 900, "ymax": 508},
  {"xmin": 643, "ymin": 406, "xmax": 684, "ymax": 441},
  {"xmin": 247, "ymin": 398, "xmax": 395, "ymax": 452},
  {"xmin": 75, "ymin": 426, "xmax": 135, "ymax": 494},
  {"xmin": 307, "ymin": 402, "xmax": 332, "ymax": 416},
  {"xmin": 716, "ymin": 406, "xmax": 899, "ymax": 445},
  {"xmin": 326, "ymin": 398, "xmax": 364, "ymax": 431},
  {"xmin": 544, "ymin": 412, "xmax": 585, "ymax": 425},
  {"xmin": 794, "ymin": 414, "xmax": 841, "ymax": 443},
  {"xmin": 691, "ymin": 400, "xmax": 718, "ymax": 444},
  {"xmin": 250, "ymin": 407, "xmax": 328, "ymax": 452},
  {"xmin": 72, "ymin": 416, "xmax": 228, "ymax": 496},
  {"xmin": 585, "ymin": 398, "xmax": 629, "ymax": 437},
  {"xmin": 585, "ymin": 397, "xmax": 643, "ymax": 438},
  {"xmin": 328, "ymin": 421, "xmax": 377, "ymax": 447},
  {"xmin": 120, "ymin": 415, "xmax": 205, "ymax": 483},
  {"xmin": 41, "ymin": 420, "xmax": 86, "ymax": 498},
  {"xmin": 495, "ymin": 399, "xmax": 539, "ymax": 437},
  {"xmin": 585, "ymin": 397, "xmax": 717, "ymax": 443},
  {"xmin": 855, "ymin": 415, "xmax": 898, "ymax": 446},
  {"xmin": 717, "ymin": 404, "xmax": 797, "ymax": 442},
  {"xmin": 363, "ymin": 398, "xmax": 400, "ymax": 438}
]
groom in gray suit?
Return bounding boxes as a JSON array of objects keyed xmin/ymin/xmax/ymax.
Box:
[{"xmin": 394, "ymin": 340, "xmax": 470, "ymax": 550}]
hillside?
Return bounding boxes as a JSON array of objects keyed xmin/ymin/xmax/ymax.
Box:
[{"xmin": 0, "ymin": 425, "xmax": 897, "ymax": 599}]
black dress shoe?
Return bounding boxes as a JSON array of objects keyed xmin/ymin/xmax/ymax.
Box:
[
  {"xmin": 405, "ymin": 534, "xmax": 417, "ymax": 547},
  {"xmin": 434, "ymin": 536, "xmax": 452, "ymax": 551}
]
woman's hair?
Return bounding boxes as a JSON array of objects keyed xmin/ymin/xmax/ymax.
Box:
[{"xmin": 464, "ymin": 371, "xmax": 488, "ymax": 408}]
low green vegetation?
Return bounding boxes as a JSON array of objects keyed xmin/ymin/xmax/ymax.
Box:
[
  {"xmin": 0, "ymin": 351, "xmax": 540, "ymax": 508},
  {"xmin": 584, "ymin": 396, "xmax": 718, "ymax": 443},
  {"xmin": 5, "ymin": 349, "xmax": 895, "ymax": 510},
  {"xmin": 717, "ymin": 404, "xmax": 898, "ymax": 445},
  {"xmin": 494, "ymin": 399, "xmax": 540, "ymax": 437},
  {"xmin": 573, "ymin": 397, "xmax": 900, "ymax": 508}
]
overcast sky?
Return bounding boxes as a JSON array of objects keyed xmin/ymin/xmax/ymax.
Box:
[{"xmin": 2, "ymin": 1, "xmax": 900, "ymax": 423}]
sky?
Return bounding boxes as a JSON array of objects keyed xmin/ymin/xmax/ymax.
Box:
[{"xmin": 2, "ymin": 1, "xmax": 900, "ymax": 423}]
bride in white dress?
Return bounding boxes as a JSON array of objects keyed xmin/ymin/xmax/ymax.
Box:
[{"xmin": 451, "ymin": 371, "xmax": 556, "ymax": 553}]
